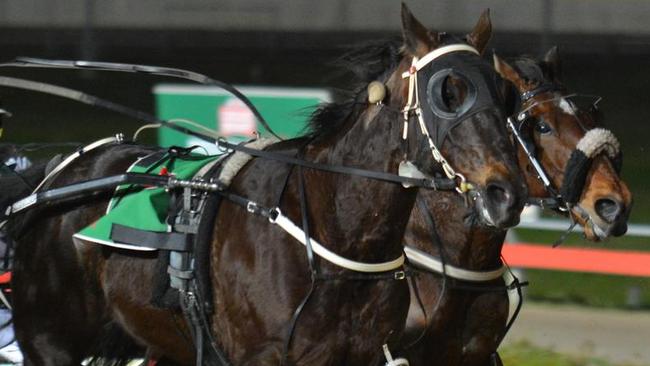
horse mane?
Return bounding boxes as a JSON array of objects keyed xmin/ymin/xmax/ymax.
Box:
[{"xmin": 305, "ymin": 39, "xmax": 403, "ymax": 139}]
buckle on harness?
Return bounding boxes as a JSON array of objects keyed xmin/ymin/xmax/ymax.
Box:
[
  {"xmin": 394, "ymin": 271, "xmax": 406, "ymax": 280},
  {"xmin": 268, "ymin": 207, "xmax": 280, "ymax": 224},
  {"xmin": 246, "ymin": 201, "xmax": 258, "ymax": 214}
]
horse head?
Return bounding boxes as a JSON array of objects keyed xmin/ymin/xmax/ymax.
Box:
[
  {"xmin": 494, "ymin": 48, "xmax": 632, "ymax": 240},
  {"xmin": 397, "ymin": 5, "xmax": 525, "ymax": 229}
]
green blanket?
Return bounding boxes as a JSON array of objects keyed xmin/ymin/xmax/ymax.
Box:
[{"xmin": 74, "ymin": 151, "xmax": 222, "ymax": 249}]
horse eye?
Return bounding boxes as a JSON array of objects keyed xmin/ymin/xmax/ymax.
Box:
[{"xmin": 535, "ymin": 119, "xmax": 552, "ymax": 134}]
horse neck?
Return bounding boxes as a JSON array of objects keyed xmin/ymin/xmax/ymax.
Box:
[
  {"xmin": 303, "ymin": 94, "xmax": 416, "ymax": 263},
  {"xmin": 409, "ymin": 191, "xmax": 506, "ymax": 271}
]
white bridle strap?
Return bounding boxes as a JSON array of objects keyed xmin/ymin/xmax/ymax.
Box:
[
  {"xmin": 401, "ymin": 44, "xmax": 480, "ymax": 79},
  {"xmin": 404, "ymin": 245, "xmax": 505, "ymax": 281},
  {"xmin": 399, "ymin": 44, "xmax": 479, "ymax": 189},
  {"xmin": 272, "ymin": 210, "xmax": 405, "ymax": 273},
  {"xmin": 503, "ymin": 269, "xmax": 520, "ymax": 327}
]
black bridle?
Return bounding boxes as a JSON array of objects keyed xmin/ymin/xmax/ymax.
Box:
[{"xmin": 508, "ymin": 84, "xmax": 606, "ymax": 211}]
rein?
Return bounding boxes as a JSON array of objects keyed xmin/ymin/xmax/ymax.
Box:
[
  {"xmin": 0, "ymin": 57, "xmax": 282, "ymax": 140},
  {"xmin": 0, "ymin": 76, "xmax": 231, "ymax": 147},
  {"xmin": 0, "ymin": 75, "xmax": 457, "ymax": 192},
  {"xmin": 215, "ymin": 138, "xmax": 455, "ymax": 190},
  {"xmin": 1, "ymin": 136, "xmax": 422, "ymax": 273},
  {"xmin": 0, "ymin": 58, "xmax": 283, "ymax": 141}
]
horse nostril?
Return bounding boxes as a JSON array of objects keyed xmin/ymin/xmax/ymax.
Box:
[
  {"xmin": 480, "ymin": 180, "xmax": 522, "ymax": 228},
  {"xmin": 486, "ymin": 182, "xmax": 512, "ymax": 207},
  {"xmin": 595, "ymin": 198, "xmax": 622, "ymax": 224}
]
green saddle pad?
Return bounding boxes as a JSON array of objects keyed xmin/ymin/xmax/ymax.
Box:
[{"xmin": 74, "ymin": 150, "xmax": 222, "ymax": 250}]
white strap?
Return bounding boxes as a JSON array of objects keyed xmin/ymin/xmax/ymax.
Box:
[
  {"xmin": 2, "ymin": 135, "xmax": 124, "ymax": 223},
  {"xmin": 401, "ymin": 44, "xmax": 479, "ymax": 79},
  {"xmin": 503, "ymin": 269, "xmax": 520, "ymax": 327},
  {"xmin": 272, "ymin": 209, "xmax": 405, "ymax": 273},
  {"xmin": 71, "ymin": 234, "xmax": 157, "ymax": 251},
  {"xmin": 404, "ymin": 245, "xmax": 505, "ymax": 282},
  {"xmin": 383, "ymin": 344, "xmax": 410, "ymax": 366},
  {"xmin": 33, "ymin": 135, "xmax": 123, "ymax": 193}
]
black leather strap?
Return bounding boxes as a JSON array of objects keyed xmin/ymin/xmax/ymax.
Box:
[
  {"xmin": 520, "ymin": 84, "xmax": 561, "ymax": 102},
  {"xmin": 526, "ymin": 196, "xmax": 563, "ymax": 210},
  {"xmin": 217, "ymin": 139, "xmax": 457, "ymax": 190},
  {"xmin": 1, "ymin": 58, "xmax": 284, "ymax": 140},
  {"xmin": 110, "ymin": 224, "xmax": 193, "ymax": 251}
]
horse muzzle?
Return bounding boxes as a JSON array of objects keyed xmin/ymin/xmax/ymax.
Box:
[
  {"xmin": 575, "ymin": 197, "xmax": 630, "ymax": 241},
  {"xmin": 470, "ymin": 179, "xmax": 526, "ymax": 229}
]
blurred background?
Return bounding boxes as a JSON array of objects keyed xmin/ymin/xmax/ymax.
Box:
[{"xmin": 0, "ymin": 1, "xmax": 649, "ymax": 365}]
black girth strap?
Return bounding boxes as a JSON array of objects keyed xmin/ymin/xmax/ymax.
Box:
[{"xmin": 110, "ymin": 224, "xmax": 193, "ymax": 251}]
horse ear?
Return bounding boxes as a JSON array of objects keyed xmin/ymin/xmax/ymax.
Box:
[
  {"xmin": 543, "ymin": 46, "xmax": 562, "ymax": 81},
  {"xmin": 466, "ymin": 9, "xmax": 492, "ymax": 54},
  {"xmin": 493, "ymin": 54, "xmax": 527, "ymax": 91},
  {"xmin": 401, "ymin": 2, "xmax": 439, "ymax": 57}
]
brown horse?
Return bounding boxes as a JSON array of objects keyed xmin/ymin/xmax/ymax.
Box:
[
  {"xmin": 9, "ymin": 4, "xmax": 525, "ymax": 366},
  {"xmin": 399, "ymin": 47, "xmax": 632, "ymax": 366}
]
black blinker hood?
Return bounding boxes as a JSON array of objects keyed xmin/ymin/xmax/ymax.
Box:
[{"xmin": 416, "ymin": 51, "xmax": 504, "ymax": 147}]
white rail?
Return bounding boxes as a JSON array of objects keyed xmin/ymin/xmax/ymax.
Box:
[{"xmin": 516, "ymin": 218, "xmax": 650, "ymax": 237}]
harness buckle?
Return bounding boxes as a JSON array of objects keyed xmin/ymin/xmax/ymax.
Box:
[
  {"xmin": 246, "ymin": 201, "xmax": 258, "ymax": 214},
  {"xmin": 517, "ymin": 112, "xmax": 527, "ymax": 122},
  {"xmin": 216, "ymin": 137, "xmax": 231, "ymax": 154},
  {"xmin": 393, "ymin": 271, "xmax": 406, "ymax": 280},
  {"xmin": 454, "ymin": 173, "xmax": 473, "ymax": 194},
  {"xmin": 268, "ymin": 207, "xmax": 281, "ymax": 224}
]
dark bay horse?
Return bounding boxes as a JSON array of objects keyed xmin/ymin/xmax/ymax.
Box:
[
  {"xmin": 399, "ymin": 48, "xmax": 632, "ymax": 366},
  {"xmin": 9, "ymin": 4, "xmax": 526, "ymax": 366}
]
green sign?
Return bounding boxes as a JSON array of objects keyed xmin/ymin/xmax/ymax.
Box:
[{"xmin": 153, "ymin": 84, "xmax": 330, "ymax": 153}]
